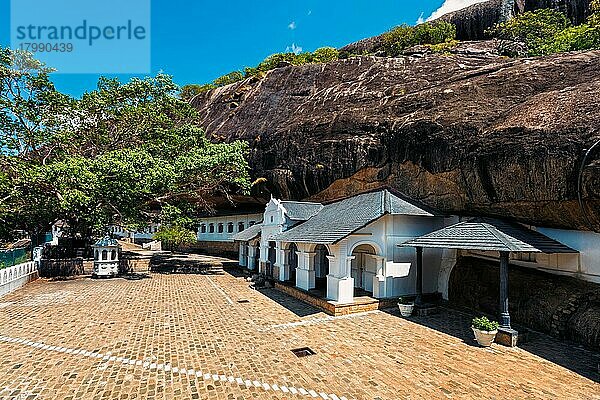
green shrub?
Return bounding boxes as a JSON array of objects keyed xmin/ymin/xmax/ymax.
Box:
[
  {"xmin": 213, "ymin": 71, "xmax": 244, "ymax": 87},
  {"xmin": 488, "ymin": 6, "xmax": 600, "ymax": 57},
  {"xmin": 244, "ymin": 47, "xmax": 340, "ymax": 78},
  {"xmin": 382, "ymin": 21, "xmax": 457, "ymax": 56},
  {"xmin": 179, "ymin": 84, "xmax": 216, "ymax": 101},
  {"xmin": 472, "ymin": 316, "xmax": 499, "ymax": 332}
]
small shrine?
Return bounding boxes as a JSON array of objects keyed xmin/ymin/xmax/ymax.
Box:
[{"xmin": 92, "ymin": 236, "xmax": 120, "ymax": 277}]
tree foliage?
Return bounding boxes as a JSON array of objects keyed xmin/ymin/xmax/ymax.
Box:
[
  {"xmin": 179, "ymin": 84, "xmax": 216, "ymax": 102},
  {"xmin": 0, "ymin": 48, "xmax": 250, "ymax": 241},
  {"xmin": 153, "ymin": 224, "xmax": 196, "ymax": 251},
  {"xmin": 381, "ymin": 22, "xmax": 457, "ymax": 56},
  {"xmin": 488, "ymin": 5, "xmax": 600, "ymax": 56}
]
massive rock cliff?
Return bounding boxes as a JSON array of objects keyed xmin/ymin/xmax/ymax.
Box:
[{"xmin": 192, "ymin": 41, "xmax": 600, "ymax": 231}]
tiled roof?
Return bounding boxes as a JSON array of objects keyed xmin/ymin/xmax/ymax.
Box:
[
  {"xmin": 272, "ymin": 190, "xmax": 435, "ymax": 244},
  {"xmin": 399, "ymin": 218, "xmax": 577, "ymax": 254},
  {"xmin": 280, "ymin": 201, "xmax": 323, "ymax": 221},
  {"xmin": 232, "ymin": 223, "xmax": 263, "ymax": 241}
]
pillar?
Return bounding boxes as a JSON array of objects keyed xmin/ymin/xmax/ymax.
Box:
[
  {"xmin": 277, "ymin": 247, "xmax": 290, "ymax": 282},
  {"xmin": 371, "ymin": 255, "xmax": 386, "ymax": 299},
  {"xmin": 499, "ymin": 251, "xmax": 511, "ymax": 329},
  {"xmin": 415, "ymin": 247, "xmax": 423, "ymax": 306},
  {"xmin": 238, "ymin": 243, "xmax": 247, "ymax": 267},
  {"xmin": 296, "ymin": 251, "xmax": 316, "ymax": 291},
  {"xmin": 247, "ymin": 245, "xmax": 257, "ymax": 271},
  {"xmin": 326, "ymin": 254, "xmax": 354, "ymax": 304}
]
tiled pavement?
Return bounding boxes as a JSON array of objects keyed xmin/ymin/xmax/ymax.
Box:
[{"xmin": 0, "ymin": 272, "xmax": 598, "ymax": 400}]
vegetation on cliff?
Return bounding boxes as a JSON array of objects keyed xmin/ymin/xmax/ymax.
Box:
[
  {"xmin": 0, "ymin": 48, "xmax": 250, "ymax": 241},
  {"xmin": 489, "ymin": 0, "xmax": 600, "ymax": 56}
]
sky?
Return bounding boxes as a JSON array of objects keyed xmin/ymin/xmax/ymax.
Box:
[{"xmin": 0, "ymin": 0, "xmax": 483, "ymax": 97}]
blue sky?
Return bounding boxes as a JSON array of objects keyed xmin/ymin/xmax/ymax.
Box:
[{"xmin": 0, "ymin": 0, "xmax": 459, "ymax": 97}]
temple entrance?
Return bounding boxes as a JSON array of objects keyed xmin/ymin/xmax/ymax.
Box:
[
  {"xmin": 314, "ymin": 244, "xmax": 329, "ymax": 290},
  {"xmin": 288, "ymin": 243, "xmax": 298, "ymax": 282},
  {"xmin": 351, "ymin": 244, "xmax": 377, "ymax": 293}
]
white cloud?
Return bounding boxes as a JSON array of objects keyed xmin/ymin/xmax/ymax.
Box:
[
  {"xmin": 307, "ymin": 10, "xmax": 312, "ymax": 16},
  {"xmin": 416, "ymin": 12, "xmax": 425, "ymax": 24},
  {"xmin": 426, "ymin": 0, "xmax": 489, "ymax": 21},
  {"xmin": 286, "ymin": 43, "xmax": 303, "ymax": 54},
  {"xmin": 288, "ymin": 21, "xmax": 296, "ymax": 30}
]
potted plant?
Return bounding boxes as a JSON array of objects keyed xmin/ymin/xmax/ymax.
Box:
[
  {"xmin": 471, "ymin": 316, "xmax": 499, "ymax": 347},
  {"xmin": 397, "ymin": 297, "xmax": 415, "ymax": 317}
]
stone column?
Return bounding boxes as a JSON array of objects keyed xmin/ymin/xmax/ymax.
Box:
[
  {"xmin": 415, "ymin": 247, "xmax": 424, "ymax": 306},
  {"xmin": 238, "ymin": 243, "xmax": 247, "ymax": 267},
  {"xmin": 326, "ymin": 254, "xmax": 355, "ymax": 303},
  {"xmin": 247, "ymin": 245, "xmax": 257, "ymax": 271},
  {"xmin": 499, "ymin": 251, "xmax": 511, "ymax": 328},
  {"xmin": 277, "ymin": 246, "xmax": 291, "ymax": 282},
  {"xmin": 371, "ymin": 255, "xmax": 386, "ymax": 299},
  {"xmin": 296, "ymin": 251, "xmax": 316, "ymax": 291}
]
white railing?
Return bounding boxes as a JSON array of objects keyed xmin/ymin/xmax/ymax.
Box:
[{"xmin": 0, "ymin": 261, "xmax": 38, "ymax": 298}]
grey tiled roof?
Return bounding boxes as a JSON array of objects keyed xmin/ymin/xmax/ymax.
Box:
[
  {"xmin": 272, "ymin": 190, "xmax": 434, "ymax": 244},
  {"xmin": 399, "ymin": 218, "xmax": 577, "ymax": 254},
  {"xmin": 280, "ymin": 201, "xmax": 323, "ymax": 221},
  {"xmin": 232, "ymin": 223, "xmax": 263, "ymax": 241}
]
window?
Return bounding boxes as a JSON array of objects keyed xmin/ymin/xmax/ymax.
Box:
[
  {"xmin": 95, "ymin": 250, "xmax": 99, "ymax": 260},
  {"xmin": 209, "ymin": 224, "xmax": 215, "ymax": 233},
  {"xmin": 102, "ymin": 250, "xmax": 108, "ymax": 260},
  {"xmin": 238, "ymin": 222, "xmax": 245, "ymax": 232},
  {"xmin": 249, "ymin": 221, "xmax": 255, "ymax": 226},
  {"xmin": 227, "ymin": 223, "xmax": 234, "ymax": 233},
  {"xmin": 218, "ymin": 223, "xmax": 224, "ymax": 233},
  {"xmin": 111, "ymin": 250, "xmax": 117, "ymax": 260},
  {"xmin": 201, "ymin": 224, "xmax": 206, "ymax": 233},
  {"xmin": 270, "ymin": 216, "xmax": 274, "ymax": 223}
]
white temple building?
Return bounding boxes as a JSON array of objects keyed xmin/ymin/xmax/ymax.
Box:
[{"xmin": 234, "ymin": 189, "xmax": 454, "ymax": 304}]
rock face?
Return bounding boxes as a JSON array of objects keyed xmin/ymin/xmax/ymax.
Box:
[{"xmin": 192, "ymin": 44, "xmax": 600, "ymax": 231}]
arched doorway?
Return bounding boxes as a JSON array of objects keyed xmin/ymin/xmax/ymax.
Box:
[
  {"xmin": 288, "ymin": 243, "xmax": 298, "ymax": 282},
  {"xmin": 351, "ymin": 244, "xmax": 377, "ymax": 293},
  {"xmin": 314, "ymin": 244, "xmax": 329, "ymax": 289}
]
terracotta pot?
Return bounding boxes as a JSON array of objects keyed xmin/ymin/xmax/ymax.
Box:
[
  {"xmin": 472, "ymin": 327, "xmax": 498, "ymax": 347},
  {"xmin": 398, "ymin": 302, "xmax": 414, "ymax": 317}
]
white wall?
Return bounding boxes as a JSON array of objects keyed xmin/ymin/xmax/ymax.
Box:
[
  {"xmin": 533, "ymin": 226, "xmax": 600, "ymax": 284},
  {"xmin": 0, "ymin": 261, "xmax": 38, "ymax": 298},
  {"xmin": 197, "ymin": 213, "xmax": 262, "ymax": 243}
]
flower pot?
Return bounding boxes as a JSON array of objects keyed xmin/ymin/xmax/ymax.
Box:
[
  {"xmin": 472, "ymin": 327, "xmax": 498, "ymax": 347},
  {"xmin": 398, "ymin": 302, "xmax": 415, "ymax": 317}
]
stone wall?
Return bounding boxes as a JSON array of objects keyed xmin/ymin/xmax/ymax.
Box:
[
  {"xmin": 448, "ymin": 256, "xmax": 600, "ymax": 350},
  {"xmin": 182, "ymin": 241, "xmax": 239, "ymax": 259}
]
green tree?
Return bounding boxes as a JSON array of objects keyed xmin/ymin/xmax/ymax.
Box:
[
  {"xmin": 153, "ymin": 224, "xmax": 197, "ymax": 251},
  {"xmin": 0, "ymin": 47, "xmax": 251, "ymax": 242},
  {"xmin": 382, "ymin": 21, "xmax": 457, "ymax": 56},
  {"xmin": 179, "ymin": 84, "xmax": 216, "ymax": 101}
]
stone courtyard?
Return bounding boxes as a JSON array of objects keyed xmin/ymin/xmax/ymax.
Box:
[{"xmin": 0, "ymin": 270, "xmax": 598, "ymax": 400}]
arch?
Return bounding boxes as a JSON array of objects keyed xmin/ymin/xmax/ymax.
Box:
[
  {"xmin": 95, "ymin": 250, "xmax": 99, "ymax": 260},
  {"xmin": 351, "ymin": 243, "xmax": 379, "ymax": 293},
  {"xmin": 306, "ymin": 242, "xmax": 332, "ymax": 254},
  {"xmin": 238, "ymin": 222, "xmax": 245, "ymax": 232},
  {"xmin": 314, "ymin": 244, "xmax": 330, "ymax": 288},
  {"xmin": 111, "ymin": 250, "xmax": 117, "ymax": 260},
  {"xmin": 227, "ymin": 222, "xmax": 234, "ymax": 233},
  {"xmin": 218, "ymin": 223, "xmax": 224, "ymax": 233},
  {"xmin": 200, "ymin": 224, "xmax": 206, "ymax": 234},
  {"xmin": 102, "ymin": 250, "xmax": 108, "ymax": 260},
  {"xmin": 349, "ymin": 240, "xmax": 383, "ymax": 257},
  {"xmin": 209, "ymin": 224, "xmax": 215, "ymax": 233}
]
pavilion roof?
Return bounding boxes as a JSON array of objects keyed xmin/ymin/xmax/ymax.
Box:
[
  {"xmin": 272, "ymin": 190, "xmax": 436, "ymax": 245},
  {"xmin": 399, "ymin": 218, "xmax": 577, "ymax": 254}
]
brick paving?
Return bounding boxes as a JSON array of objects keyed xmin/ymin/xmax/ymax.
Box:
[{"xmin": 0, "ymin": 271, "xmax": 598, "ymax": 399}]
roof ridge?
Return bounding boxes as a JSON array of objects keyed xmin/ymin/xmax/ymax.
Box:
[{"xmin": 480, "ymin": 220, "xmax": 519, "ymax": 252}]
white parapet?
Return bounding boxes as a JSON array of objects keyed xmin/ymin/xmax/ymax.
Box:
[{"xmin": 0, "ymin": 261, "xmax": 38, "ymax": 298}]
